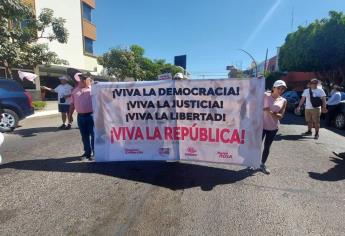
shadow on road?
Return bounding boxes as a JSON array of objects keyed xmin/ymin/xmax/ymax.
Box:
[
  {"xmin": 274, "ymin": 133, "xmax": 310, "ymax": 141},
  {"xmin": 282, "ymin": 113, "xmax": 345, "ymax": 136},
  {"xmin": 12, "ymin": 127, "xmax": 62, "ymax": 137},
  {"xmin": 281, "ymin": 113, "xmax": 306, "ymax": 126},
  {"xmin": 308, "ymin": 157, "xmax": 345, "ymax": 181},
  {"xmin": 0, "ymin": 157, "xmax": 254, "ymax": 191}
]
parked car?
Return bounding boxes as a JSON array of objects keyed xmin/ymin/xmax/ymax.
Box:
[
  {"xmin": 330, "ymin": 101, "xmax": 345, "ymax": 129},
  {"xmin": 282, "ymin": 91, "xmax": 305, "ymax": 115},
  {"xmin": 0, "ymin": 78, "xmax": 34, "ymax": 132}
]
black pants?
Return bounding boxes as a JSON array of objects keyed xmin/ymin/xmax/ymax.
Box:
[
  {"xmin": 77, "ymin": 113, "xmax": 94, "ymax": 155},
  {"xmin": 326, "ymin": 105, "xmax": 338, "ymax": 126},
  {"xmin": 262, "ymin": 129, "xmax": 278, "ymax": 164}
]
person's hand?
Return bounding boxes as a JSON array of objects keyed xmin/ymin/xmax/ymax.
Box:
[
  {"xmin": 296, "ymin": 106, "xmax": 301, "ymax": 111},
  {"xmin": 322, "ymin": 107, "xmax": 328, "ymax": 113}
]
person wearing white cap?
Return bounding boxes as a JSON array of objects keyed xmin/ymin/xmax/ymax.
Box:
[
  {"xmin": 173, "ymin": 72, "xmax": 184, "ymax": 80},
  {"xmin": 41, "ymin": 76, "xmax": 74, "ymax": 130},
  {"xmin": 297, "ymin": 78, "xmax": 327, "ymax": 140},
  {"xmin": 261, "ymin": 80, "xmax": 287, "ymax": 174}
]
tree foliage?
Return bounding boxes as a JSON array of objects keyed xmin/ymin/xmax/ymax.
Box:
[
  {"xmin": 279, "ymin": 11, "xmax": 345, "ymax": 83},
  {"xmin": 0, "ymin": 0, "xmax": 69, "ymax": 77},
  {"xmin": 98, "ymin": 45, "xmax": 183, "ymax": 81}
]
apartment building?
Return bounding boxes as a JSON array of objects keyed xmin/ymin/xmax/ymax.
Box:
[{"xmin": 24, "ymin": 0, "xmax": 100, "ymax": 72}]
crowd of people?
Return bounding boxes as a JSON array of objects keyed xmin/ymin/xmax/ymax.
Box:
[{"xmin": 0, "ymin": 76, "xmax": 343, "ymax": 172}]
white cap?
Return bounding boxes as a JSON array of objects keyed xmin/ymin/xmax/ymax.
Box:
[
  {"xmin": 273, "ymin": 80, "xmax": 287, "ymax": 88},
  {"xmin": 310, "ymin": 78, "xmax": 319, "ymax": 84},
  {"xmin": 59, "ymin": 76, "xmax": 69, "ymax": 81},
  {"xmin": 174, "ymin": 73, "xmax": 184, "ymax": 79}
]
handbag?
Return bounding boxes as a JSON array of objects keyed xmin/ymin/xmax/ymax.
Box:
[{"xmin": 309, "ymin": 88, "xmax": 323, "ymax": 108}]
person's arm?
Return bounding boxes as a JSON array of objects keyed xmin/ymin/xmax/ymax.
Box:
[
  {"xmin": 267, "ymin": 100, "xmax": 287, "ymax": 120},
  {"xmin": 297, "ymin": 96, "xmax": 306, "ymax": 110},
  {"xmin": 41, "ymin": 86, "xmax": 56, "ymax": 93},
  {"xmin": 321, "ymin": 96, "xmax": 327, "ymax": 113}
]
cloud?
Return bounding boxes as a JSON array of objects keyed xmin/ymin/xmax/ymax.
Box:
[{"xmin": 243, "ymin": 0, "xmax": 283, "ymax": 48}]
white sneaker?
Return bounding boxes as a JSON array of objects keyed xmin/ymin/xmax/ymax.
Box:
[{"xmin": 260, "ymin": 164, "xmax": 270, "ymax": 175}]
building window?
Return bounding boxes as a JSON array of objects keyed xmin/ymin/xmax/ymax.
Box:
[
  {"xmin": 82, "ymin": 3, "xmax": 92, "ymax": 22},
  {"xmin": 84, "ymin": 37, "xmax": 94, "ymax": 54}
]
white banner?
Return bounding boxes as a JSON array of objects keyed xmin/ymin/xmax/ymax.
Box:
[{"xmin": 92, "ymin": 78, "xmax": 264, "ymax": 168}]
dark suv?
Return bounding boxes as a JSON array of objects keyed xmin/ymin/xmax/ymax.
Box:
[{"xmin": 0, "ymin": 78, "xmax": 34, "ymax": 132}]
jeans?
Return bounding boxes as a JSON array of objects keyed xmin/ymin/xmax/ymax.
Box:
[
  {"xmin": 262, "ymin": 129, "xmax": 278, "ymax": 164},
  {"xmin": 77, "ymin": 114, "xmax": 94, "ymax": 155}
]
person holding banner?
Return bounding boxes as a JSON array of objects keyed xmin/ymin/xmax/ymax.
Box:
[
  {"xmin": 70, "ymin": 74, "xmax": 94, "ymax": 160},
  {"xmin": 261, "ymin": 80, "xmax": 287, "ymax": 174}
]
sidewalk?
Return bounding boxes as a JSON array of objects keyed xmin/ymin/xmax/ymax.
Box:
[{"xmin": 27, "ymin": 101, "xmax": 59, "ymax": 118}]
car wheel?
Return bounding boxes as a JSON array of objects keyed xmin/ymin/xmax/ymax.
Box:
[
  {"xmin": 335, "ymin": 113, "xmax": 345, "ymax": 129},
  {"xmin": 0, "ymin": 109, "xmax": 19, "ymax": 132}
]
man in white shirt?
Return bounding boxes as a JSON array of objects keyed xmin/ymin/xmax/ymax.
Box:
[
  {"xmin": 297, "ymin": 78, "xmax": 327, "ymax": 140},
  {"xmin": 41, "ymin": 76, "xmax": 74, "ymax": 130}
]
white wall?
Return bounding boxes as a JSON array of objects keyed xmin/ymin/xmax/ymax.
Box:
[{"xmin": 35, "ymin": 0, "xmax": 97, "ymax": 71}]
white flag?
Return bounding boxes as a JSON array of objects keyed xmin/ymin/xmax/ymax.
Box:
[{"xmin": 18, "ymin": 71, "xmax": 38, "ymax": 83}]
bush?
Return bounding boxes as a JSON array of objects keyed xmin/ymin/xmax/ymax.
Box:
[
  {"xmin": 265, "ymin": 72, "xmax": 286, "ymax": 90},
  {"xmin": 32, "ymin": 101, "xmax": 47, "ymax": 110}
]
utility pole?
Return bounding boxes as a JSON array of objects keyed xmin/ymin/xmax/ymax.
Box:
[
  {"xmin": 264, "ymin": 48, "xmax": 269, "ymax": 74},
  {"xmin": 291, "ymin": 7, "xmax": 294, "ymax": 32}
]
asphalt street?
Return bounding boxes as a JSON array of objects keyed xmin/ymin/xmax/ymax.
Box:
[{"xmin": 0, "ymin": 113, "xmax": 345, "ymax": 236}]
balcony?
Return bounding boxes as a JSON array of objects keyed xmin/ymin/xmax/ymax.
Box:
[{"xmin": 82, "ymin": 19, "xmax": 96, "ymax": 41}]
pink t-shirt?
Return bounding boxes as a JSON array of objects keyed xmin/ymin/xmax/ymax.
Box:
[
  {"xmin": 263, "ymin": 92, "xmax": 286, "ymax": 131},
  {"xmin": 71, "ymin": 86, "xmax": 93, "ymax": 114}
]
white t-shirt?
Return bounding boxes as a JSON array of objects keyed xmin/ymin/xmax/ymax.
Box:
[
  {"xmin": 54, "ymin": 84, "xmax": 74, "ymax": 104},
  {"xmin": 302, "ymin": 88, "xmax": 326, "ymax": 109}
]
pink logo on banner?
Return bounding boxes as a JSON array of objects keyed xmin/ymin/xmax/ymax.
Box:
[
  {"xmin": 185, "ymin": 147, "xmax": 197, "ymax": 157},
  {"xmin": 217, "ymin": 152, "xmax": 233, "ymax": 159},
  {"xmin": 125, "ymin": 149, "xmax": 143, "ymax": 155}
]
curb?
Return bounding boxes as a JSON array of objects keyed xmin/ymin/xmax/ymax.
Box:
[{"xmin": 27, "ymin": 110, "xmax": 59, "ymax": 119}]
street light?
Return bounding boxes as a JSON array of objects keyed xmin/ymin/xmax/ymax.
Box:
[{"xmin": 238, "ymin": 49, "xmax": 258, "ymax": 78}]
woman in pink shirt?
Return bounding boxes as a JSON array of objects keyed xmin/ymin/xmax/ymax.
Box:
[{"xmin": 261, "ymin": 80, "xmax": 287, "ymax": 174}]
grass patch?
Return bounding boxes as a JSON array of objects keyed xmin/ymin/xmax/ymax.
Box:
[{"xmin": 32, "ymin": 101, "xmax": 47, "ymax": 110}]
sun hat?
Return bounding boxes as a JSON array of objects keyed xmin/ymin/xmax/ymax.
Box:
[
  {"xmin": 59, "ymin": 76, "xmax": 69, "ymax": 81},
  {"xmin": 273, "ymin": 80, "xmax": 287, "ymax": 88},
  {"xmin": 174, "ymin": 73, "xmax": 184, "ymax": 80},
  {"xmin": 310, "ymin": 78, "xmax": 319, "ymax": 84}
]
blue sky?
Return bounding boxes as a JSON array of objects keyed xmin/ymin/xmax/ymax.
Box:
[{"xmin": 93, "ymin": 0, "xmax": 345, "ymax": 79}]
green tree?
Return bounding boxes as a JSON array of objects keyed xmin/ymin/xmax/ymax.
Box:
[
  {"xmin": 279, "ymin": 11, "xmax": 345, "ymax": 84},
  {"xmin": 98, "ymin": 45, "xmax": 183, "ymax": 81},
  {"xmin": 0, "ymin": 0, "xmax": 69, "ymax": 78}
]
